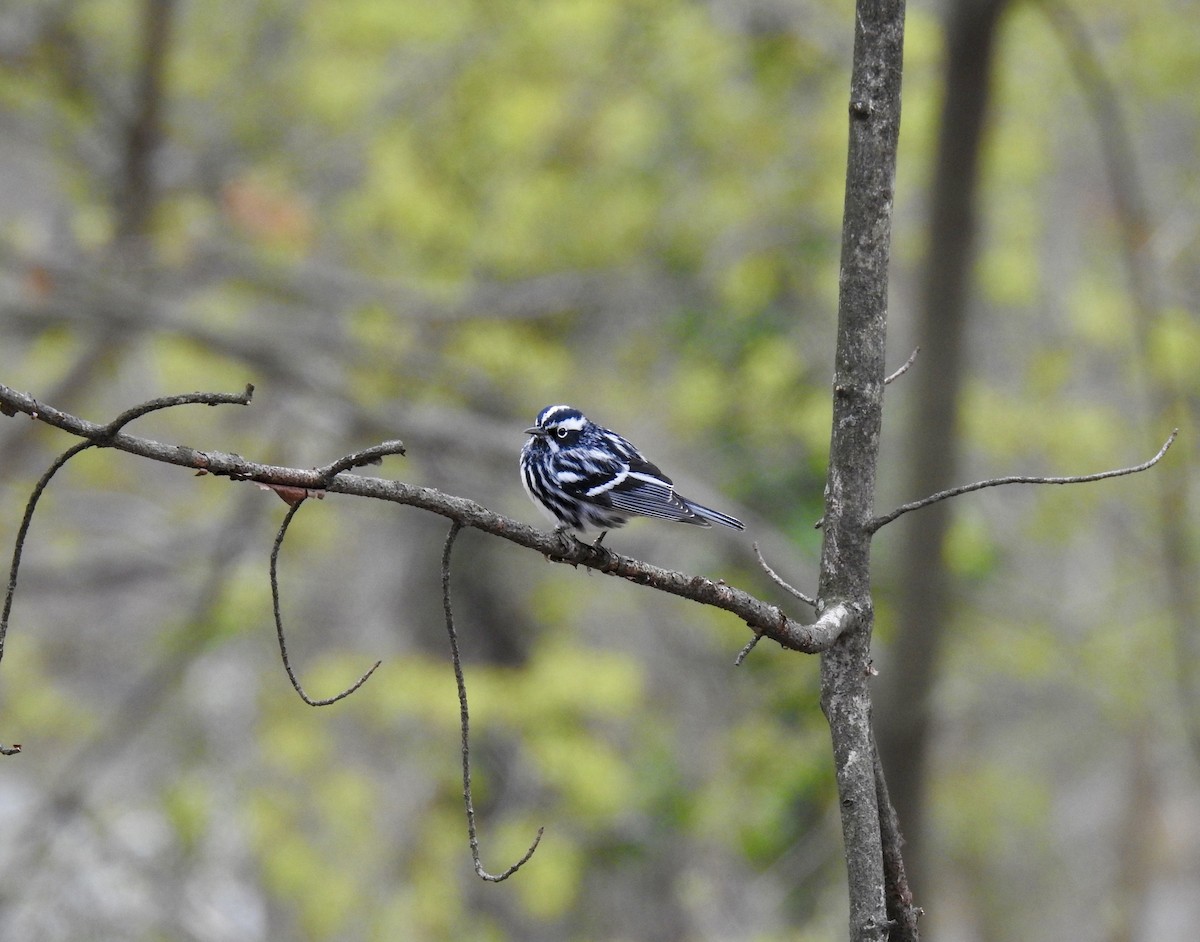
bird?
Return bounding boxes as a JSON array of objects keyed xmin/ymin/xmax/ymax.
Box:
[{"xmin": 520, "ymin": 404, "xmax": 745, "ymax": 538}]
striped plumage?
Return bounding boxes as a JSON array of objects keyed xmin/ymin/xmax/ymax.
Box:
[{"xmin": 520, "ymin": 404, "xmax": 745, "ymax": 534}]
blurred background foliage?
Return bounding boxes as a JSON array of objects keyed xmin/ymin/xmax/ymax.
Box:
[{"xmin": 0, "ymin": 0, "xmax": 1196, "ymax": 940}]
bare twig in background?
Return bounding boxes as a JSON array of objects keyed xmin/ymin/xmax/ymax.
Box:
[
  {"xmin": 868, "ymin": 429, "xmax": 1178, "ymax": 532},
  {"xmin": 319, "ymin": 440, "xmax": 408, "ymax": 478},
  {"xmin": 116, "ymin": 0, "xmax": 176, "ymax": 243},
  {"xmin": 441, "ymin": 522, "xmax": 544, "ymax": 881}
]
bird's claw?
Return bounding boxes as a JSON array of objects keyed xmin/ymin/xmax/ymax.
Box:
[{"xmin": 553, "ymin": 525, "xmax": 581, "ymax": 557}]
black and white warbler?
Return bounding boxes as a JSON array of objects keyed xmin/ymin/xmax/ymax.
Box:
[{"xmin": 520, "ymin": 404, "xmax": 745, "ymax": 536}]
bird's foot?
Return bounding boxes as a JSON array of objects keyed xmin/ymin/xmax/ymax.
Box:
[
  {"xmin": 588, "ymin": 530, "xmax": 619, "ymax": 571},
  {"xmin": 552, "ymin": 525, "xmax": 582, "ymax": 557}
]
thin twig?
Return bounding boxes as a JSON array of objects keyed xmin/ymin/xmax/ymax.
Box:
[
  {"xmin": 319, "ymin": 440, "xmax": 407, "ymax": 481},
  {"xmin": 883, "ymin": 346, "xmax": 920, "ymax": 385},
  {"xmin": 441, "ymin": 521, "xmax": 544, "ymax": 881},
  {"xmin": 100, "ymin": 386, "xmax": 255, "ymax": 434},
  {"xmin": 752, "ymin": 541, "xmax": 817, "ymax": 607},
  {"xmin": 868, "ymin": 429, "xmax": 1179, "ymax": 532},
  {"xmin": 734, "ymin": 632, "xmax": 764, "ymax": 666},
  {"xmin": 1, "ymin": 442, "xmax": 93, "ymax": 670},
  {"xmin": 257, "ymin": 440, "xmax": 410, "ymax": 507},
  {"xmin": 268, "ymin": 500, "xmax": 381, "ymax": 706}
]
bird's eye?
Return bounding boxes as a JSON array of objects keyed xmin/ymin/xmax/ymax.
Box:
[{"xmin": 556, "ymin": 427, "xmax": 569, "ymax": 439}]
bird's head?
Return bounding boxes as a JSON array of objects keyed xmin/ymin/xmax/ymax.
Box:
[{"xmin": 525, "ymin": 404, "xmax": 589, "ymax": 449}]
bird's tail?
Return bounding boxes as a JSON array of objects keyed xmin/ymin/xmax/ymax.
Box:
[{"xmin": 682, "ymin": 499, "xmax": 745, "ymax": 531}]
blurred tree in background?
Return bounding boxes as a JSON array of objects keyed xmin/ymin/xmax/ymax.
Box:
[{"xmin": 0, "ymin": 1, "xmax": 1196, "ymax": 940}]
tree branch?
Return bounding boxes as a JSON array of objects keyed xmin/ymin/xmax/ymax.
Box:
[
  {"xmin": 868, "ymin": 429, "xmax": 1178, "ymax": 532},
  {"xmin": 0, "ymin": 382, "xmax": 845, "ymax": 656}
]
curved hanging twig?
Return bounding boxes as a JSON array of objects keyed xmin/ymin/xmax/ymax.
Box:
[
  {"xmin": 0, "ymin": 441, "xmax": 93, "ymax": 755},
  {"xmin": 441, "ymin": 521, "xmax": 543, "ymax": 881},
  {"xmin": 268, "ymin": 500, "xmax": 381, "ymax": 706},
  {"xmin": 2, "ymin": 442, "xmax": 93, "ymax": 666}
]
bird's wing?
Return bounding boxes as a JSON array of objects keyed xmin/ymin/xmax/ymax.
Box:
[
  {"xmin": 600, "ymin": 457, "xmax": 710, "ymax": 525},
  {"xmin": 551, "ymin": 449, "xmax": 627, "ymax": 499},
  {"xmin": 552, "ymin": 433, "xmax": 711, "ymax": 525}
]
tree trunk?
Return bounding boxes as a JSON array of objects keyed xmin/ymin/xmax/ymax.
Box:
[{"xmin": 819, "ymin": 2, "xmax": 907, "ymax": 939}]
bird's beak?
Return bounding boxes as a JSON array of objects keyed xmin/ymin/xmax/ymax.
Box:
[{"xmin": 525, "ymin": 426, "xmax": 545, "ymax": 437}]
